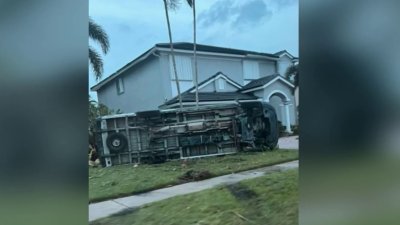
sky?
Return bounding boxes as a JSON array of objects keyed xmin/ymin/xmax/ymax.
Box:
[{"xmin": 89, "ymin": 0, "xmax": 298, "ymax": 100}]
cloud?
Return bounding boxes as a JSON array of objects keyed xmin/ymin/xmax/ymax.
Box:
[
  {"xmin": 197, "ymin": 0, "xmax": 236, "ymax": 27},
  {"xmin": 198, "ymin": 0, "xmax": 272, "ymax": 31},
  {"xmin": 233, "ymin": 0, "xmax": 272, "ymax": 29},
  {"xmin": 274, "ymin": 0, "xmax": 297, "ymax": 9},
  {"xmin": 117, "ymin": 22, "xmax": 132, "ymax": 32},
  {"xmin": 88, "ymin": 0, "xmax": 298, "ymax": 98}
]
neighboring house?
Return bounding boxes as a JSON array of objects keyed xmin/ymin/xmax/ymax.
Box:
[{"xmin": 90, "ymin": 42, "xmax": 298, "ymax": 132}]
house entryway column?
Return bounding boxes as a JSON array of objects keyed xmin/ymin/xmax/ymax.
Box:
[
  {"xmin": 284, "ymin": 101, "xmax": 292, "ymax": 133},
  {"xmin": 268, "ymin": 90, "xmax": 292, "ymax": 134}
]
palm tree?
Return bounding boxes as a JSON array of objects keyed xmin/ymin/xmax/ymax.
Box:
[
  {"xmin": 285, "ymin": 64, "xmax": 299, "ymax": 94},
  {"xmin": 163, "ymin": 0, "xmax": 183, "ymax": 109},
  {"xmin": 285, "ymin": 63, "xmax": 299, "ymax": 112},
  {"xmin": 186, "ymin": 0, "xmax": 199, "ymax": 108},
  {"xmin": 89, "ymin": 18, "xmax": 110, "ymax": 81}
]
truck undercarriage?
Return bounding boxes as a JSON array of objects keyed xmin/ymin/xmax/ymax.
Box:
[{"xmin": 95, "ymin": 102, "xmax": 278, "ymax": 167}]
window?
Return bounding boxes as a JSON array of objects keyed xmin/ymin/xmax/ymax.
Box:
[
  {"xmin": 116, "ymin": 77, "xmax": 124, "ymax": 94},
  {"xmin": 218, "ymin": 78, "xmax": 225, "ymax": 90},
  {"xmin": 243, "ymin": 60, "xmax": 259, "ymax": 84},
  {"xmin": 169, "ymin": 55, "xmax": 193, "ymax": 95}
]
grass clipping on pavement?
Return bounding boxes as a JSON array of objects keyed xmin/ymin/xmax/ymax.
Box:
[
  {"xmin": 91, "ymin": 169, "xmax": 298, "ymax": 225},
  {"xmin": 89, "ymin": 149, "xmax": 298, "ymax": 202}
]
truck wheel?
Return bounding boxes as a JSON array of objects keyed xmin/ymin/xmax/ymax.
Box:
[{"xmin": 106, "ymin": 133, "xmax": 128, "ymax": 152}]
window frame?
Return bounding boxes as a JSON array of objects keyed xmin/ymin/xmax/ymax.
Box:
[
  {"xmin": 218, "ymin": 78, "xmax": 225, "ymax": 90},
  {"xmin": 243, "ymin": 60, "xmax": 260, "ymax": 84},
  {"xmin": 116, "ymin": 77, "xmax": 124, "ymax": 95},
  {"xmin": 169, "ymin": 55, "xmax": 194, "ymax": 96}
]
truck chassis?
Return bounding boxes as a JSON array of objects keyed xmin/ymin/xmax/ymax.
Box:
[{"xmin": 95, "ymin": 102, "xmax": 278, "ymax": 167}]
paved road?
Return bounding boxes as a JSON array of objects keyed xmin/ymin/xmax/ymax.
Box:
[
  {"xmin": 278, "ymin": 135, "xmax": 299, "ymax": 149},
  {"xmin": 89, "ymin": 160, "xmax": 299, "ymax": 222}
]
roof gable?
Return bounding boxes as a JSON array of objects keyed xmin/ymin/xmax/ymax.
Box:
[
  {"xmin": 162, "ymin": 72, "xmax": 254, "ymax": 107},
  {"xmin": 274, "ymin": 50, "xmax": 298, "ymax": 60},
  {"xmin": 241, "ymin": 74, "xmax": 280, "ymax": 91},
  {"xmin": 240, "ymin": 74, "xmax": 294, "ymax": 93},
  {"xmin": 188, "ymin": 72, "xmax": 242, "ymax": 93}
]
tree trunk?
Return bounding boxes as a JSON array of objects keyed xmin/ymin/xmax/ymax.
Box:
[
  {"xmin": 163, "ymin": 0, "xmax": 183, "ymax": 109},
  {"xmin": 193, "ymin": 0, "xmax": 199, "ymax": 108}
]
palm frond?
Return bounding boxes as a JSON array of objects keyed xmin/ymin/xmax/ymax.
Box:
[
  {"xmin": 285, "ymin": 64, "xmax": 299, "ymax": 93},
  {"xmin": 186, "ymin": 0, "xmax": 193, "ymax": 7},
  {"xmin": 89, "ymin": 18, "xmax": 110, "ymax": 54},
  {"xmin": 285, "ymin": 64, "xmax": 298, "ymax": 78},
  {"xmin": 166, "ymin": 0, "xmax": 180, "ymax": 10},
  {"xmin": 89, "ymin": 47, "xmax": 103, "ymax": 80}
]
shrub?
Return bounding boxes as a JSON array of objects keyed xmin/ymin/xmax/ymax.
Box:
[{"xmin": 291, "ymin": 125, "xmax": 299, "ymax": 135}]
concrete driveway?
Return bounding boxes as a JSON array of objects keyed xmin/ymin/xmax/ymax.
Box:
[{"xmin": 278, "ymin": 135, "xmax": 299, "ymax": 150}]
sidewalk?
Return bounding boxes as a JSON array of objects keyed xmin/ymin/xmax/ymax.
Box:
[
  {"xmin": 278, "ymin": 135, "xmax": 299, "ymax": 149},
  {"xmin": 89, "ymin": 160, "xmax": 298, "ymax": 222}
]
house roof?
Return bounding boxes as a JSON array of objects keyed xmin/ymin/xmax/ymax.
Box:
[
  {"xmin": 240, "ymin": 74, "xmax": 280, "ymax": 91},
  {"xmin": 90, "ymin": 46, "xmax": 156, "ymax": 91},
  {"xmin": 187, "ymin": 71, "xmax": 242, "ymax": 93},
  {"xmin": 156, "ymin": 43, "xmax": 279, "ymax": 58},
  {"xmin": 274, "ymin": 50, "xmax": 288, "ymax": 56},
  {"xmin": 274, "ymin": 50, "xmax": 298, "ymax": 59},
  {"xmin": 162, "ymin": 92, "xmax": 258, "ymax": 106},
  {"xmin": 240, "ymin": 74, "xmax": 294, "ymax": 92},
  {"xmin": 90, "ymin": 42, "xmax": 295, "ymax": 91}
]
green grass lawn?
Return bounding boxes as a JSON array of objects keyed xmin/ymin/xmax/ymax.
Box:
[
  {"xmin": 89, "ymin": 150, "xmax": 298, "ymax": 203},
  {"xmin": 91, "ymin": 169, "xmax": 298, "ymax": 225}
]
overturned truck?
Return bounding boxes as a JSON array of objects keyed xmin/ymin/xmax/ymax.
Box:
[{"xmin": 95, "ymin": 102, "xmax": 279, "ymax": 167}]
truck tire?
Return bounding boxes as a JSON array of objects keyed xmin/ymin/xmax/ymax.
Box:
[
  {"xmin": 106, "ymin": 132, "xmax": 128, "ymax": 152},
  {"xmin": 268, "ymin": 142, "xmax": 279, "ymax": 150}
]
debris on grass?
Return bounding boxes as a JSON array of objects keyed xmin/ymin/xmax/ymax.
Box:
[
  {"xmin": 90, "ymin": 170, "xmax": 298, "ymax": 225},
  {"xmin": 89, "ymin": 150, "xmax": 298, "ymax": 202},
  {"xmin": 179, "ymin": 170, "xmax": 213, "ymax": 182},
  {"xmin": 231, "ymin": 211, "xmax": 256, "ymax": 224},
  {"xmin": 219, "ymin": 157, "xmax": 245, "ymax": 164},
  {"xmin": 226, "ymin": 183, "xmax": 258, "ymax": 201},
  {"xmin": 101, "ymin": 181, "xmax": 118, "ymax": 187}
]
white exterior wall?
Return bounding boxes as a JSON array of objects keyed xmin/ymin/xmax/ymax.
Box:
[
  {"xmin": 264, "ymin": 81, "xmax": 297, "ymax": 125},
  {"xmin": 259, "ymin": 61, "xmax": 276, "ymax": 76},
  {"xmin": 250, "ymin": 80, "xmax": 297, "ymax": 126},
  {"xmin": 95, "ymin": 48, "xmax": 296, "ymax": 114},
  {"xmin": 97, "ymin": 56, "xmax": 164, "ymax": 113},
  {"xmin": 277, "ymin": 55, "xmax": 293, "ymax": 75}
]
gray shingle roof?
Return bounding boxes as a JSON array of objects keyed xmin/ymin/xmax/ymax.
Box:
[
  {"xmin": 183, "ymin": 71, "xmax": 242, "ymax": 93},
  {"xmin": 91, "ymin": 42, "xmax": 293, "ymax": 91},
  {"xmin": 156, "ymin": 42, "xmax": 279, "ymax": 58},
  {"xmin": 274, "ymin": 50, "xmax": 298, "ymax": 59},
  {"xmin": 240, "ymin": 74, "xmax": 280, "ymax": 91},
  {"xmin": 274, "ymin": 50, "xmax": 287, "ymax": 56}
]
